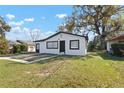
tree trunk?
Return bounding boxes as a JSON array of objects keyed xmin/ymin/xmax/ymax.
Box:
[{"xmin": 99, "ymin": 36, "xmax": 106, "ymax": 50}]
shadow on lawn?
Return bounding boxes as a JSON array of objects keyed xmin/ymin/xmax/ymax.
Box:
[
  {"xmin": 97, "ymin": 52, "xmax": 124, "ymax": 62},
  {"xmin": 9, "ymin": 52, "xmax": 124, "ymax": 65},
  {"xmin": 35, "ymin": 56, "xmax": 64, "ymax": 64},
  {"xmin": 35, "ymin": 55, "xmax": 93, "ymax": 64},
  {"xmin": 8, "ymin": 57, "xmax": 64, "ymax": 65}
]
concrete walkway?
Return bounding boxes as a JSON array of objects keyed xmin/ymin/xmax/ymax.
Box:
[
  {"xmin": 0, "ymin": 57, "xmax": 29, "ymax": 63},
  {"xmin": 0, "ymin": 56, "xmax": 57, "ymax": 64}
]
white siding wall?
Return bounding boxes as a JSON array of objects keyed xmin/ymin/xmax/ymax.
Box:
[
  {"xmin": 36, "ymin": 33, "xmax": 87, "ymax": 55},
  {"xmin": 107, "ymin": 42, "xmax": 111, "ymax": 52}
]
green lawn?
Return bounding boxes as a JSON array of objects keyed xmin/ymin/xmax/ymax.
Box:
[{"xmin": 0, "ymin": 52, "xmax": 124, "ymax": 88}]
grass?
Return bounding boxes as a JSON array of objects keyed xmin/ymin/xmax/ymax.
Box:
[{"xmin": 0, "ymin": 52, "xmax": 124, "ymax": 88}]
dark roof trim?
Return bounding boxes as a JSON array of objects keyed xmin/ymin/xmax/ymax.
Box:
[
  {"xmin": 34, "ymin": 31, "xmax": 86, "ymax": 42},
  {"xmin": 107, "ymin": 35, "xmax": 124, "ymax": 41}
]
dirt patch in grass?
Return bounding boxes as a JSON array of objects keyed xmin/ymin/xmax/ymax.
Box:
[{"xmin": 36, "ymin": 60, "xmax": 65, "ymax": 77}]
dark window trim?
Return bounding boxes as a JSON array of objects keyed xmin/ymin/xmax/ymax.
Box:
[
  {"xmin": 70, "ymin": 40, "xmax": 79, "ymax": 50},
  {"xmin": 46, "ymin": 41, "xmax": 58, "ymax": 49},
  {"xmin": 119, "ymin": 41, "xmax": 124, "ymax": 43}
]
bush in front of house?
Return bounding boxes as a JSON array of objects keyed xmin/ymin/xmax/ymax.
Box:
[
  {"xmin": 111, "ymin": 43, "xmax": 124, "ymax": 56},
  {"xmin": 20, "ymin": 44, "xmax": 28, "ymax": 52},
  {"xmin": 13, "ymin": 44, "xmax": 21, "ymax": 53},
  {"xmin": 13, "ymin": 44, "xmax": 27, "ymax": 53}
]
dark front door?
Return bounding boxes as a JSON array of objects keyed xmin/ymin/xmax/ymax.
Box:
[
  {"xmin": 36, "ymin": 43, "xmax": 40, "ymax": 53},
  {"xmin": 60, "ymin": 41, "xmax": 65, "ymax": 52}
]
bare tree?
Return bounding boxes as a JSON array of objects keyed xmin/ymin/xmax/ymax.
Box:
[{"xmin": 24, "ymin": 28, "xmax": 42, "ymax": 41}]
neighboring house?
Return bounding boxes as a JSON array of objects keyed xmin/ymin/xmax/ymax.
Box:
[
  {"xmin": 17, "ymin": 40, "xmax": 36, "ymax": 52},
  {"xmin": 8, "ymin": 40, "xmax": 22, "ymax": 53},
  {"xmin": 26, "ymin": 42, "xmax": 36, "ymax": 52},
  {"xmin": 34, "ymin": 31, "xmax": 87, "ymax": 55},
  {"xmin": 8, "ymin": 40, "xmax": 36, "ymax": 53},
  {"xmin": 106, "ymin": 34, "xmax": 124, "ymax": 52},
  {"xmin": 8, "ymin": 41, "xmax": 16, "ymax": 52}
]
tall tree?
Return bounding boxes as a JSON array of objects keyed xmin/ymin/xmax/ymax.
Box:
[
  {"xmin": 0, "ymin": 16, "xmax": 11, "ymax": 38},
  {"xmin": 0, "ymin": 16, "xmax": 11, "ymax": 54},
  {"xmin": 65, "ymin": 5, "xmax": 124, "ymax": 49}
]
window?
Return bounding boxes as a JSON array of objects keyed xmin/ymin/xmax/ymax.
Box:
[
  {"xmin": 46, "ymin": 41, "xmax": 58, "ymax": 49},
  {"xmin": 119, "ymin": 41, "xmax": 124, "ymax": 43},
  {"xmin": 29, "ymin": 46, "xmax": 34, "ymax": 50},
  {"xmin": 70, "ymin": 40, "xmax": 79, "ymax": 50}
]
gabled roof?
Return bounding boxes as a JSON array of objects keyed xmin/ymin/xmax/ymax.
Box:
[
  {"xmin": 107, "ymin": 34, "xmax": 124, "ymax": 41},
  {"xmin": 34, "ymin": 31, "xmax": 86, "ymax": 42}
]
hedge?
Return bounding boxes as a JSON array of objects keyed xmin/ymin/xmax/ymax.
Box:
[{"xmin": 111, "ymin": 43, "xmax": 124, "ymax": 56}]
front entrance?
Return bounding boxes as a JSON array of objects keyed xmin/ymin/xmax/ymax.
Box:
[
  {"xmin": 60, "ymin": 41, "xmax": 65, "ymax": 53},
  {"xmin": 36, "ymin": 43, "xmax": 40, "ymax": 53}
]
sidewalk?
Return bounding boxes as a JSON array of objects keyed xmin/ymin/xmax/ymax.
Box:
[{"xmin": 0, "ymin": 55, "xmax": 57, "ymax": 64}]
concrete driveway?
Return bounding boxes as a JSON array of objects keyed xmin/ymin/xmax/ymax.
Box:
[{"xmin": 0, "ymin": 53, "xmax": 57, "ymax": 64}]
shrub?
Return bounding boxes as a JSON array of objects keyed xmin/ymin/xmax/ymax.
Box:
[
  {"xmin": 13, "ymin": 44, "xmax": 28, "ymax": 53},
  {"xmin": 0, "ymin": 38, "xmax": 9, "ymax": 54},
  {"xmin": 13, "ymin": 44, "xmax": 21, "ymax": 53},
  {"xmin": 20, "ymin": 44, "xmax": 27, "ymax": 52},
  {"xmin": 88, "ymin": 41, "xmax": 95, "ymax": 52},
  {"xmin": 111, "ymin": 43, "xmax": 124, "ymax": 56}
]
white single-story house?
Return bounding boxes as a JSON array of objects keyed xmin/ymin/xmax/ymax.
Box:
[
  {"xmin": 107, "ymin": 34, "xmax": 124, "ymax": 52},
  {"xmin": 34, "ymin": 31, "xmax": 87, "ymax": 55}
]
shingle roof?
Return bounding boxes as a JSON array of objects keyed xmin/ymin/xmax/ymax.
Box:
[{"xmin": 107, "ymin": 34, "xmax": 124, "ymax": 41}]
